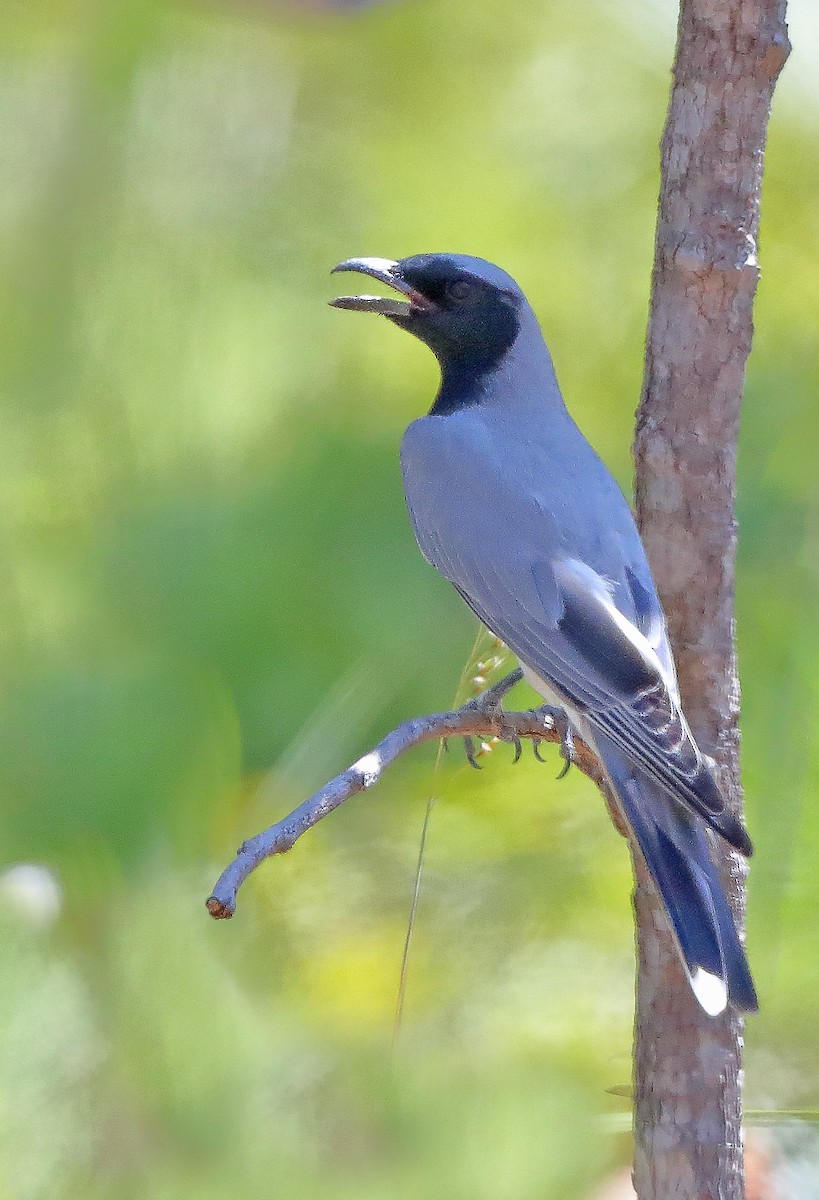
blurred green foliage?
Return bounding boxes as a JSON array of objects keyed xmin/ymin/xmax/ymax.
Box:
[{"xmin": 0, "ymin": 1, "xmax": 818, "ymax": 1196}]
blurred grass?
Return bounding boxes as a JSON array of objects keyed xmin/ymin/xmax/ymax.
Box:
[{"xmin": 0, "ymin": 0, "xmax": 818, "ymax": 1196}]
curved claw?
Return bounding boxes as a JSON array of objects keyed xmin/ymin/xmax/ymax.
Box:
[
  {"xmin": 489, "ymin": 719, "xmax": 523, "ymax": 762},
  {"xmin": 554, "ymin": 712, "xmax": 576, "ymax": 780},
  {"xmin": 532, "ymin": 740, "xmax": 547, "ymax": 764},
  {"xmin": 463, "ymin": 735, "xmax": 482, "ymax": 770}
]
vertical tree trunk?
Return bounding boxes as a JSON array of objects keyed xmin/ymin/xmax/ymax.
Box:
[{"xmin": 632, "ymin": 2, "xmax": 789, "ymax": 1198}]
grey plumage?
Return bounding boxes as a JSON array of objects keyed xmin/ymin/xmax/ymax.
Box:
[{"xmin": 331, "ymin": 252, "xmax": 757, "ymax": 1015}]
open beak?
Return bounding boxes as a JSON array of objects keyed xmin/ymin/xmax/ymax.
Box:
[{"xmin": 329, "ymin": 257, "xmax": 435, "ymax": 318}]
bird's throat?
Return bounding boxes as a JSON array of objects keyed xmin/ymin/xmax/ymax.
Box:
[{"xmin": 429, "ymin": 362, "xmax": 494, "ymax": 416}]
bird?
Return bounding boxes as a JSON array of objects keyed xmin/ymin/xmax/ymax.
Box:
[{"xmin": 330, "ymin": 252, "xmax": 757, "ymax": 1016}]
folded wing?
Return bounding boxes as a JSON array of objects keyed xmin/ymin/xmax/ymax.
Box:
[{"xmin": 426, "ymin": 532, "xmax": 751, "ymax": 857}]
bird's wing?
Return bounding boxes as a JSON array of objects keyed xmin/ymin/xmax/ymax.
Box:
[{"xmin": 415, "ymin": 513, "xmax": 751, "ymax": 857}]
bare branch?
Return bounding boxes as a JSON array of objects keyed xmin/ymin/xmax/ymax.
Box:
[{"xmin": 206, "ymin": 671, "xmax": 603, "ymax": 920}]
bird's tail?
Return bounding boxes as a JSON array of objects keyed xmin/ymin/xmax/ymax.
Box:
[{"xmin": 592, "ymin": 728, "xmax": 758, "ymax": 1016}]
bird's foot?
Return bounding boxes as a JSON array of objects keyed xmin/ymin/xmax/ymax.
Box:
[
  {"xmin": 458, "ymin": 667, "xmax": 524, "ymax": 768},
  {"xmin": 529, "ymin": 704, "xmax": 576, "ymax": 778}
]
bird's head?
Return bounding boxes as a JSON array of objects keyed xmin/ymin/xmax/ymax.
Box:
[{"xmin": 330, "ymin": 253, "xmax": 526, "ymax": 376}]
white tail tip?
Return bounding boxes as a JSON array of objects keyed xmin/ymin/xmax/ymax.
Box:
[{"xmin": 691, "ymin": 967, "xmax": 728, "ymax": 1016}]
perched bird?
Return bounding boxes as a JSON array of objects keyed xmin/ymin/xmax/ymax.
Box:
[{"xmin": 330, "ymin": 253, "xmax": 757, "ymax": 1015}]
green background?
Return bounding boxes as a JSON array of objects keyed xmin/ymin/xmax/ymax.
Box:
[{"xmin": 1, "ymin": 1, "xmax": 818, "ymax": 1196}]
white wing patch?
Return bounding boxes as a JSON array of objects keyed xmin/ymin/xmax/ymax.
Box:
[{"xmin": 554, "ymin": 558, "xmax": 674, "ymax": 692}]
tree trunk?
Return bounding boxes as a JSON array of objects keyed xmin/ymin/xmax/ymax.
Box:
[{"xmin": 632, "ymin": 2, "xmax": 789, "ymax": 1197}]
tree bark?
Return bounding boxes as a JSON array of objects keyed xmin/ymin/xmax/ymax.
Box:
[{"xmin": 632, "ymin": 2, "xmax": 789, "ymax": 1197}]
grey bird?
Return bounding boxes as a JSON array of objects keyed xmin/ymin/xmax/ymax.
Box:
[{"xmin": 331, "ymin": 252, "xmax": 757, "ymax": 1015}]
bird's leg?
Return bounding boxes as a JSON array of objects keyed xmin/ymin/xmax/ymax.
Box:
[
  {"xmin": 471, "ymin": 666, "xmax": 523, "ymax": 713},
  {"xmin": 459, "ymin": 667, "xmax": 524, "ymax": 768},
  {"xmin": 529, "ymin": 704, "xmax": 577, "ymax": 777}
]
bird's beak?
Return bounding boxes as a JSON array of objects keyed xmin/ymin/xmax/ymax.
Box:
[{"xmin": 329, "ymin": 257, "xmax": 435, "ymax": 318}]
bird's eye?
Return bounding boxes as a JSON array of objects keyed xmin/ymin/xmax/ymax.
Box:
[{"xmin": 446, "ymin": 279, "xmax": 473, "ymax": 303}]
